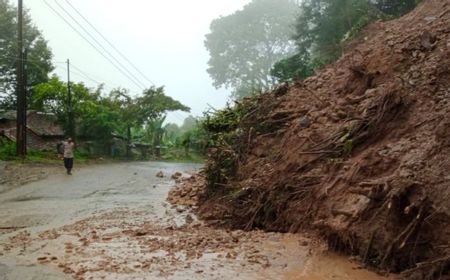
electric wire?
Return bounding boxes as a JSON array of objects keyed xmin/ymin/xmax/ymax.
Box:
[
  {"xmin": 2, "ymin": 57, "xmax": 186, "ymax": 124},
  {"xmin": 68, "ymin": 62, "xmax": 145, "ymax": 96},
  {"xmin": 54, "ymin": 62, "xmax": 143, "ymax": 96},
  {"xmin": 42, "ymin": 0, "xmax": 145, "ymax": 92},
  {"xmin": 62, "ymin": 0, "xmax": 155, "ymax": 86},
  {"xmin": 52, "ymin": 0, "xmax": 148, "ymax": 89}
]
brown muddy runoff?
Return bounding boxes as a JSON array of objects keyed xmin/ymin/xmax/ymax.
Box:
[{"xmin": 0, "ymin": 162, "xmax": 392, "ymax": 279}]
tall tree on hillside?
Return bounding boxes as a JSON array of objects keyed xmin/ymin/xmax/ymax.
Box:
[
  {"xmin": 0, "ymin": 0, "xmax": 54, "ymax": 109},
  {"xmin": 373, "ymin": 0, "xmax": 420, "ymax": 16},
  {"xmin": 272, "ymin": 0, "xmax": 387, "ymax": 83},
  {"xmin": 295, "ymin": 0, "xmax": 383, "ymax": 66},
  {"xmin": 204, "ymin": 0, "xmax": 299, "ymax": 99}
]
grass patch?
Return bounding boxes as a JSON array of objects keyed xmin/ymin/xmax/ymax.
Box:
[{"xmin": 0, "ymin": 140, "xmax": 16, "ymax": 161}]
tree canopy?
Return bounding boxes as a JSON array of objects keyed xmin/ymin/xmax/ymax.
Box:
[
  {"xmin": 271, "ymin": 0, "xmax": 421, "ymax": 83},
  {"xmin": 0, "ymin": 0, "xmax": 54, "ymax": 109},
  {"xmin": 136, "ymin": 87, "xmax": 190, "ymax": 125},
  {"xmin": 33, "ymin": 78, "xmax": 190, "ymax": 149},
  {"xmin": 33, "ymin": 76, "xmax": 113, "ymax": 138},
  {"xmin": 204, "ymin": 0, "xmax": 299, "ymax": 99}
]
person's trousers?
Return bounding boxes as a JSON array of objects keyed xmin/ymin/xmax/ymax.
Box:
[{"xmin": 64, "ymin": 157, "xmax": 74, "ymax": 170}]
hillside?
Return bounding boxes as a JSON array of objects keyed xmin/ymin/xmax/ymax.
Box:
[{"xmin": 169, "ymin": 0, "xmax": 450, "ymax": 278}]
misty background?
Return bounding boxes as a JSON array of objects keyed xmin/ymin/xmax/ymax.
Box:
[{"xmin": 23, "ymin": 0, "xmax": 252, "ymax": 124}]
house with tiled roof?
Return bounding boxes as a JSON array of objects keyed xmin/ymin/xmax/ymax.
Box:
[{"xmin": 0, "ymin": 111, "xmax": 65, "ymax": 151}]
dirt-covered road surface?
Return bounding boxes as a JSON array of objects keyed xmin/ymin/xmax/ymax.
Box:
[{"xmin": 0, "ymin": 162, "xmax": 393, "ymax": 280}]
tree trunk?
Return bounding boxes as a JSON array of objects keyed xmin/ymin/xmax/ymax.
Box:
[
  {"xmin": 126, "ymin": 125, "xmax": 131, "ymax": 158},
  {"xmin": 154, "ymin": 130, "xmax": 161, "ymax": 158}
]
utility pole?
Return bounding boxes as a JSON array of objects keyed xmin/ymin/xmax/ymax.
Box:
[
  {"xmin": 16, "ymin": 0, "xmax": 27, "ymax": 157},
  {"xmin": 67, "ymin": 59, "xmax": 75, "ymax": 138},
  {"xmin": 22, "ymin": 49, "xmax": 28, "ymax": 150}
]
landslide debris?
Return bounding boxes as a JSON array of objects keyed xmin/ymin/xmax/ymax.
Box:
[
  {"xmin": 169, "ymin": 0, "xmax": 450, "ymax": 279},
  {"xmin": 168, "ymin": 173, "xmax": 205, "ymax": 207},
  {"xmin": 1, "ymin": 208, "xmax": 318, "ymax": 280}
]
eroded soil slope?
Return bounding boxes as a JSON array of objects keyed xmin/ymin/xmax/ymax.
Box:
[{"xmin": 171, "ymin": 0, "xmax": 450, "ymax": 279}]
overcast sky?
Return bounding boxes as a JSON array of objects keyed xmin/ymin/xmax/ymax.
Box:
[{"xmin": 21, "ymin": 0, "xmax": 251, "ymax": 124}]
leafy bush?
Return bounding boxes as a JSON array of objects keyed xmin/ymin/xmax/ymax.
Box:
[{"xmin": 0, "ymin": 139, "xmax": 16, "ymax": 160}]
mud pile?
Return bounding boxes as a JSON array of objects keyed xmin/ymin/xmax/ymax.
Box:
[
  {"xmin": 168, "ymin": 173, "xmax": 206, "ymax": 207},
  {"xmin": 170, "ymin": 0, "xmax": 450, "ymax": 278}
]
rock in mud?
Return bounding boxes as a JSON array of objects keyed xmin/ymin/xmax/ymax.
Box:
[{"xmin": 171, "ymin": 172, "xmax": 183, "ymax": 180}]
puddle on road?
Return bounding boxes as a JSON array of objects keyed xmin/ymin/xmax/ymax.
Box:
[
  {"xmin": 254, "ymin": 233, "xmax": 392, "ymax": 280},
  {"xmin": 280, "ymin": 252, "xmax": 391, "ymax": 280}
]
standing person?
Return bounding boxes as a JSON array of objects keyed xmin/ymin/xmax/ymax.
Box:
[{"xmin": 63, "ymin": 137, "xmax": 75, "ymax": 175}]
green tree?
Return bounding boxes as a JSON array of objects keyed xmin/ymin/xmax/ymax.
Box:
[
  {"xmin": 108, "ymin": 88, "xmax": 138, "ymax": 157},
  {"xmin": 204, "ymin": 0, "xmax": 299, "ymax": 99},
  {"xmin": 136, "ymin": 86, "xmax": 190, "ymax": 124},
  {"xmin": 295, "ymin": 0, "xmax": 383, "ymax": 65},
  {"xmin": 271, "ymin": 0, "xmax": 421, "ymax": 83},
  {"xmin": 32, "ymin": 76, "xmax": 93, "ymax": 135},
  {"xmin": 33, "ymin": 77, "xmax": 119, "ymax": 143},
  {"xmin": 179, "ymin": 115, "xmax": 196, "ymax": 132},
  {"xmin": 0, "ymin": 0, "xmax": 54, "ymax": 109},
  {"xmin": 78, "ymin": 93, "xmax": 121, "ymax": 145},
  {"xmin": 108, "ymin": 86, "xmax": 190, "ymax": 158},
  {"xmin": 163, "ymin": 122, "xmax": 180, "ymax": 147},
  {"xmin": 270, "ymin": 52, "xmax": 313, "ymax": 83},
  {"xmin": 145, "ymin": 116, "xmax": 166, "ymax": 158}
]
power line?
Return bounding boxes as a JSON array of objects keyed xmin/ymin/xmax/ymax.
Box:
[
  {"xmin": 68, "ymin": 62, "xmax": 144, "ymax": 95},
  {"xmin": 42, "ymin": 0, "xmax": 145, "ymax": 92},
  {"xmin": 62, "ymin": 0, "xmax": 155, "ymax": 86},
  {"xmin": 3, "ymin": 54, "xmax": 149, "ymax": 100},
  {"xmin": 4, "ymin": 55, "xmax": 120, "ymax": 93},
  {"xmin": 55, "ymin": 62, "xmax": 143, "ymax": 96},
  {"xmin": 55, "ymin": 64, "xmax": 102, "ymax": 86},
  {"xmin": 52, "ymin": 0, "xmax": 148, "ymax": 89},
  {"xmin": 66, "ymin": 62, "xmax": 111, "ymax": 85}
]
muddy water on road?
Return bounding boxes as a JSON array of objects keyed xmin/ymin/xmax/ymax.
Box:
[{"xmin": 0, "ymin": 162, "xmax": 394, "ymax": 280}]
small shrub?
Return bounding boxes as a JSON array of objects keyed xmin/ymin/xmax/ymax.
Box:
[{"xmin": 0, "ymin": 140, "xmax": 16, "ymax": 160}]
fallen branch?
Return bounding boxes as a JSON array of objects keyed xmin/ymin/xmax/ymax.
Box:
[{"xmin": 402, "ymin": 255, "xmax": 450, "ymax": 275}]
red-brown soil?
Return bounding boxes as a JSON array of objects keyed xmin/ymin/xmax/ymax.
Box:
[{"xmin": 168, "ymin": 1, "xmax": 450, "ymax": 279}]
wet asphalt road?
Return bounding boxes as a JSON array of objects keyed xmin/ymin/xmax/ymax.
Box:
[
  {"xmin": 0, "ymin": 162, "xmax": 393, "ymax": 280},
  {"xmin": 0, "ymin": 162, "xmax": 201, "ymax": 280}
]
